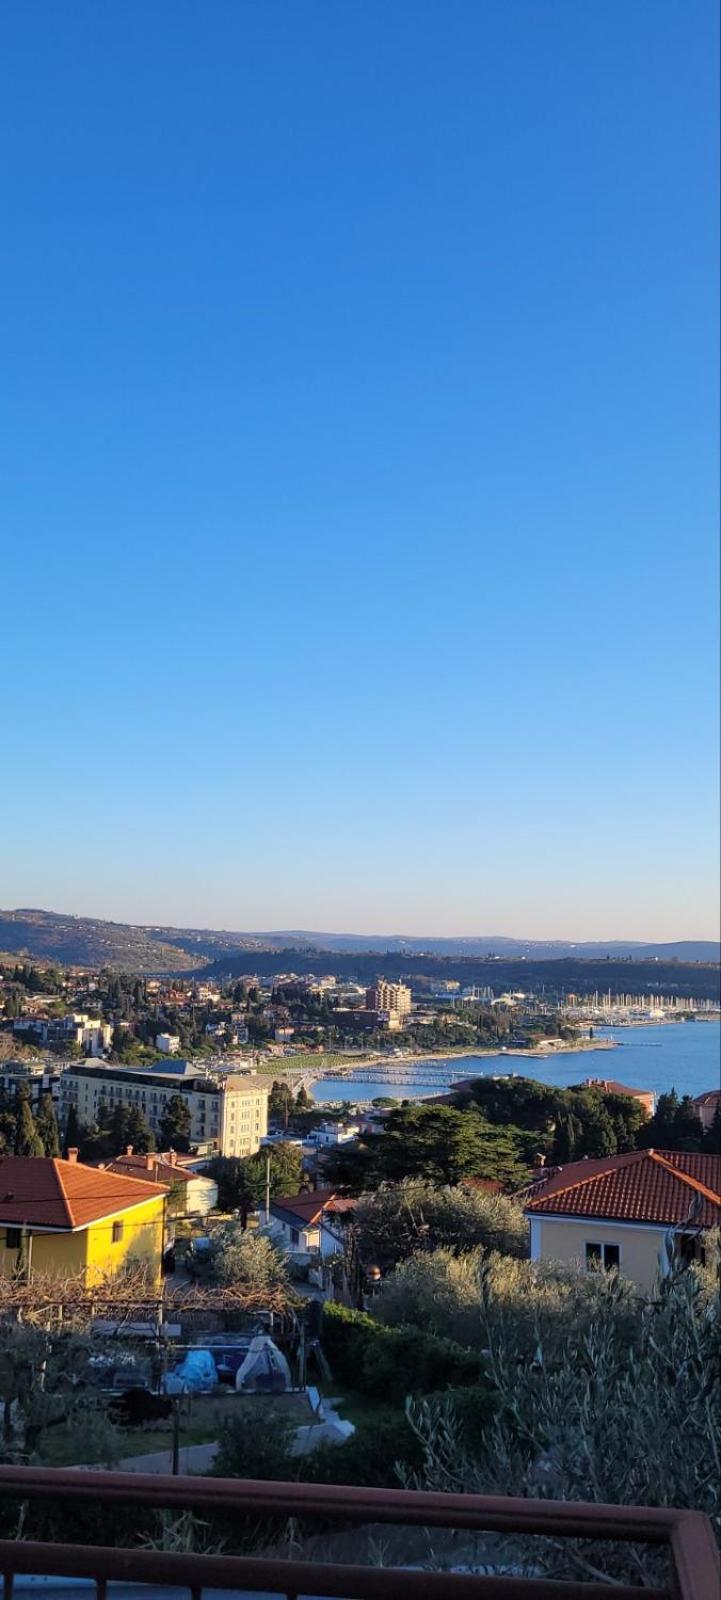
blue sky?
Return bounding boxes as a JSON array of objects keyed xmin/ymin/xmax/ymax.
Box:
[{"xmin": 1, "ymin": 1, "xmax": 718, "ymax": 939}]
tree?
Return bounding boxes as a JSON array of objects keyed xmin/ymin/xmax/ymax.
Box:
[
  {"xmin": 35, "ymin": 1093, "xmax": 61, "ymax": 1158},
  {"xmin": 703, "ymin": 1103, "xmax": 721, "ymax": 1154},
  {"xmin": 207, "ymin": 1145, "xmax": 303, "ymax": 1223},
  {"xmin": 208, "ymin": 1226, "xmax": 289, "ymax": 1293},
  {"xmin": 159, "ymin": 1093, "xmax": 192, "ymax": 1152},
  {"xmin": 323, "ymin": 1104, "xmax": 534, "ymax": 1192},
  {"xmin": 124, "ymin": 1105, "xmax": 156, "ymax": 1154},
  {"xmin": 637, "ymin": 1088, "xmax": 703, "ymax": 1152},
  {"xmin": 295, "ymin": 1084, "xmax": 312, "ymax": 1110},
  {"xmin": 13, "ymin": 1085, "xmax": 44, "ymax": 1157},
  {"xmin": 405, "ymin": 1252, "xmax": 719, "ymax": 1589},
  {"xmin": 352, "ymin": 1179, "xmax": 528, "ymax": 1271}
]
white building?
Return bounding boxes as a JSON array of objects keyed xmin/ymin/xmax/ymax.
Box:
[{"xmin": 155, "ymin": 1033, "xmax": 181, "ymax": 1054}]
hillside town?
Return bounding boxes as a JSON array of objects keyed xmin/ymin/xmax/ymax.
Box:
[{"xmin": 0, "ymin": 944, "xmax": 718, "ymax": 1598}]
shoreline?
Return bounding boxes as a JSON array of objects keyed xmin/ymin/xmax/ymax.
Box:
[{"xmin": 299, "ymin": 1033, "xmax": 617, "ymax": 1082}]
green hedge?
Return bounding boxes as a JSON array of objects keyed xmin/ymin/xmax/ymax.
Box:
[{"xmin": 322, "ymin": 1301, "xmax": 486, "ymax": 1402}]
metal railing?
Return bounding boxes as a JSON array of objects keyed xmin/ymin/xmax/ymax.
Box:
[{"xmin": 0, "ymin": 1467, "xmax": 717, "ymax": 1600}]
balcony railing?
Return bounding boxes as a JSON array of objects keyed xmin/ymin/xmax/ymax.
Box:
[{"xmin": 0, "ymin": 1466, "xmax": 717, "ymax": 1600}]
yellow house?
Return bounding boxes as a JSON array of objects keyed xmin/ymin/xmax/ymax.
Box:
[
  {"xmin": 0, "ymin": 1153, "xmax": 168, "ymax": 1286},
  {"xmin": 524, "ymin": 1149, "xmax": 721, "ymax": 1292}
]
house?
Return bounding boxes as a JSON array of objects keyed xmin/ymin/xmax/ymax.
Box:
[
  {"xmin": 694, "ymin": 1089, "xmax": 720, "ymax": 1133},
  {"xmin": 582, "ymin": 1077, "xmax": 656, "ymax": 1117},
  {"xmin": 0, "ymin": 1152, "xmax": 168, "ymax": 1284},
  {"xmin": 97, "ymin": 1147, "xmax": 218, "ymax": 1216},
  {"xmin": 155, "ymin": 1033, "xmax": 181, "ymax": 1054},
  {"xmin": 269, "ymin": 1188, "xmax": 355, "ymax": 1259},
  {"xmin": 524, "ymin": 1148, "xmax": 721, "ymax": 1291}
]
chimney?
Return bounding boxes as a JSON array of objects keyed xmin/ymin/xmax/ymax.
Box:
[
  {"xmin": 145, "ymin": 1154, "xmax": 155, "ymax": 1170},
  {"xmin": 67, "ymin": 1148, "xmax": 79, "ymax": 1163},
  {"xmin": 168, "ymin": 1150, "xmax": 177, "ymax": 1165},
  {"xmin": 126, "ymin": 1145, "xmax": 134, "ymax": 1157}
]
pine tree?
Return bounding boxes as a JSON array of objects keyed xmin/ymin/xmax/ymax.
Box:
[
  {"xmin": 36, "ymin": 1093, "xmax": 61, "ymax": 1158},
  {"xmin": 159, "ymin": 1093, "xmax": 192, "ymax": 1152},
  {"xmin": 13, "ymin": 1086, "xmax": 44, "ymax": 1158},
  {"xmin": 125, "ymin": 1106, "xmax": 156, "ymax": 1154}
]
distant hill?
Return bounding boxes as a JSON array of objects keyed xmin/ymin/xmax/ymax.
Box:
[
  {"xmin": 261, "ymin": 931, "xmax": 721, "ymax": 963},
  {"xmin": 0, "ymin": 908, "xmax": 717, "ymax": 976}
]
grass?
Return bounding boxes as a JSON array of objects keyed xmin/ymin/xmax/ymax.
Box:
[{"xmin": 35, "ymin": 1389, "xmax": 314, "ymax": 1467}]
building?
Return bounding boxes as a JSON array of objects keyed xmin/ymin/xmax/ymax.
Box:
[
  {"xmin": 0, "ymin": 1153, "xmax": 167, "ymax": 1284},
  {"xmin": 524, "ymin": 1149, "xmax": 721, "ymax": 1291},
  {"xmin": 59, "ymin": 1060, "xmax": 269, "ymax": 1157},
  {"xmin": 694, "ymin": 1089, "xmax": 720, "ymax": 1132},
  {"xmin": 582, "ymin": 1077, "xmax": 656, "ymax": 1118},
  {"xmin": 0, "ymin": 1058, "xmax": 60, "ymax": 1109},
  {"xmin": 14, "ymin": 1013, "xmax": 112, "ymax": 1056},
  {"xmin": 97, "ymin": 1148, "xmax": 218, "ymax": 1215},
  {"xmin": 268, "ymin": 1188, "xmax": 355, "ymax": 1259},
  {"xmin": 365, "ymin": 979, "xmax": 412, "ymax": 1025},
  {"xmin": 155, "ymin": 1033, "xmax": 181, "ymax": 1054}
]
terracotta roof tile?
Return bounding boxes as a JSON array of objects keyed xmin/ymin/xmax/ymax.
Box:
[
  {"xmin": 0, "ymin": 1156, "xmax": 167, "ymax": 1231},
  {"xmin": 524, "ymin": 1149, "xmax": 721, "ymax": 1229}
]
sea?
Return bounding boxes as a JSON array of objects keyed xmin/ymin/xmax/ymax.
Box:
[{"xmin": 311, "ymin": 1020, "xmax": 720, "ymax": 1105}]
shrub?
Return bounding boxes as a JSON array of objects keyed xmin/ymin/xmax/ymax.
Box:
[
  {"xmin": 308, "ymin": 1414, "xmax": 424, "ymax": 1488},
  {"xmin": 322, "ymin": 1301, "xmax": 486, "ymax": 1402},
  {"xmin": 404, "ymin": 1253, "xmax": 721, "ymax": 1587}
]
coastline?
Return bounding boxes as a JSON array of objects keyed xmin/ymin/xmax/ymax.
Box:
[{"xmin": 299, "ymin": 1034, "xmax": 617, "ymax": 1079}]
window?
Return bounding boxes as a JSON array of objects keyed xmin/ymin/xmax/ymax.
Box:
[
  {"xmin": 5, "ymin": 1228, "xmax": 21, "ymax": 1251},
  {"xmin": 586, "ymin": 1241, "xmax": 620, "ymax": 1271},
  {"xmin": 112, "ymin": 1221, "xmax": 124, "ymax": 1243},
  {"xmin": 291, "ymin": 1228, "xmax": 300, "ymax": 1245}
]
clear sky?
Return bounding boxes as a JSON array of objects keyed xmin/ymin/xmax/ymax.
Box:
[{"xmin": 1, "ymin": 1, "xmax": 718, "ymax": 940}]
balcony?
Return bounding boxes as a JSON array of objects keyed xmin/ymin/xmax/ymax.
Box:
[{"xmin": 0, "ymin": 1467, "xmax": 717, "ymax": 1600}]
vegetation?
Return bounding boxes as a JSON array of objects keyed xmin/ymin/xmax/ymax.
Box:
[
  {"xmin": 320, "ymin": 1301, "xmax": 486, "ymax": 1402},
  {"xmin": 0, "ymin": 1084, "xmax": 60, "ymax": 1158},
  {"xmin": 403, "ymin": 1248, "xmax": 720, "ymax": 1587},
  {"xmin": 207, "ymin": 1226, "xmax": 290, "ymax": 1294},
  {"xmin": 322, "ymin": 1103, "xmax": 536, "ymax": 1191},
  {"xmin": 206, "ymin": 1145, "xmax": 303, "ymax": 1221},
  {"xmin": 351, "ymin": 1179, "xmax": 527, "ymax": 1270},
  {"xmin": 452, "ymin": 1075, "xmax": 650, "ymax": 1160}
]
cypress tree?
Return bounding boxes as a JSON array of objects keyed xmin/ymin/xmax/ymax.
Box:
[
  {"xmin": 36, "ymin": 1093, "xmax": 61, "ymax": 1158},
  {"xmin": 13, "ymin": 1085, "xmax": 44, "ymax": 1158}
]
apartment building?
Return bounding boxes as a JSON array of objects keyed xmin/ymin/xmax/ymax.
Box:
[
  {"xmin": 58, "ymin": 1060, "xmax": 268, "ymax": 1157},
  {"xmin": 14, "ymin": 1013, "xmax": 112, "ymax": 1056},
  {"xmin": 365, "ymin": 979, "xmax": 412, "ymax": 1023}
]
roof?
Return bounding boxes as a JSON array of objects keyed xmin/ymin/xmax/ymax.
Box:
[
  {"xmin": 694, "ymin": 1090, "xmax": 720, "ymax": 1109},
  {"xmin": 524, "ymin": 1149, "xmax": 721, "ymax": 1229},
  {"xmin": 584, "ymin": 1078, "xmax": 654, "ymax": 1099},
  {"xmin": 0, "ymin": 1156, "xmax": 168, "ymax": 1231},
  {"xmin": 270, "ymin": 1188, "xmax": 339, "ymax": 1227},
  {"xmin": 99, "ymin": 1153, "xmax": 197, "ymax": 1186}
]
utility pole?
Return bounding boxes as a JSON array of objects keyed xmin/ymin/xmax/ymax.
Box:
[{"xmin": 265, "ymin": 1150, "xmax": 271, "ymax": 1226}]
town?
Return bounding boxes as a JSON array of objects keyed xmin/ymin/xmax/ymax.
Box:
[{"xmin": 0, "ymin": 944, "xmax": 718, "ymax": 1593}]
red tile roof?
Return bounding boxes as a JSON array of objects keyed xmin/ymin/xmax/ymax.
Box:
[
  {"xmin": 0, "ymin": 1156, "xmax": 168, "ymax": 1231},
  {"xmin": 100, "ymin": 1153, "xmax": 194, "ymax": 1186},
  {"xmin": 271, "ymin": 1188, "xmax": 339, "ymax": 1226},
  {"xmin": 524, "ymin": 1149, "xmax": 721, "ymax": 1229}
]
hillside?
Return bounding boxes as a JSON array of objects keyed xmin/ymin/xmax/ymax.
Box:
[{"xmin": 0, "ymin": 908, "xmax": 717, "ymax": 980}]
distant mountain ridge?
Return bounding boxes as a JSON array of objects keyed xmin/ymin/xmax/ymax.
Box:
[{"xmin": 0, "ymin": 908, "xmax": 718, "ymax": 973}]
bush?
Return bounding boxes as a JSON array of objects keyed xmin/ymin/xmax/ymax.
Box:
[
  {"xmin": 322, "ymin": 1301, "xmax": 486, "ymax": 1402},
  {"xmin": 308, "ymin": 1414, "xmax": 424, "ymax": 1487},
  {"xmin": 374, "ymin": 1246, "xmax": 640, "ymax": 1358},
  {"xmin": 404, "ymin": 1253, "xmax": 721, "ymax": 1588},
  {"xmin": 213, "ymin": 1415, "xmax": 297, "ymax": 1480}
]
